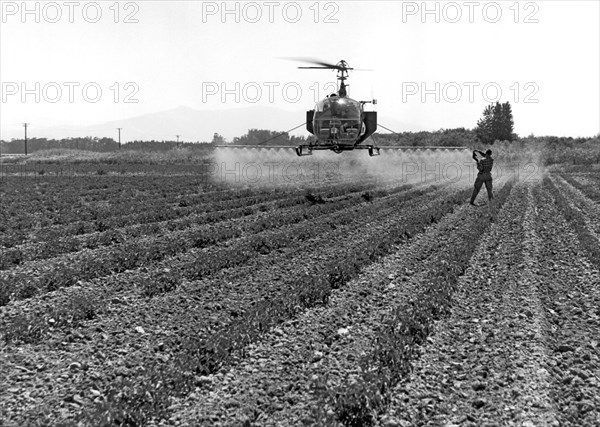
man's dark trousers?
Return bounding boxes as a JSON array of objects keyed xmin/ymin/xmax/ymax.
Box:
[{"xmin": 470, "ymin": 172, "xmax": 493, "ymax": 204}]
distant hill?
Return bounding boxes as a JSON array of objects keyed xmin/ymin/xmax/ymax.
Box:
[
  {"xmin": 85, "ymin": 106, "xmax": 310, "ymax": 143},
  {"xmin": 84, "ymin": 105, "xmax": 420, "ymax": 143},
  {"xmin": 1, "ymin": 105, "xmax": 421, "ymax": 143}
]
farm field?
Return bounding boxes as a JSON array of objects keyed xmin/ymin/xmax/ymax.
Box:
[{"xmin": 1, "ymin": 154, "xmax": 599, "ymax": 426}]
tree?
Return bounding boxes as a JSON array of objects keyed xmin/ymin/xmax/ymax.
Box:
[
  {"xmin": 475, "ymin": 101, "xmax": 515, "ymax": 144},
  {"xmin": 234, "ymin": 129, "xmax": 290, "ymax": 146},
  {"xmin": 476, "ymin": 104, "xmax": 495, "ymax": 144},
  {"xmin": 499, "ymin": 102, "xmax": 515, "ymax": 141},
  {"xmin": 211, "ymin": 133, "xmax": 225, "ymax": 145}
]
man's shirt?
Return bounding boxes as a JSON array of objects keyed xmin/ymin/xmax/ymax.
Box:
[{"xmin": 477, "ymin": 157, "xmax": 494, "ymax": 174}]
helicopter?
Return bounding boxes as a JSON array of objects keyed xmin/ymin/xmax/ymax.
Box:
[
  {"xmin": 295, "ymin": 59, "xmax": 380, "ymax": 157},
  {"xmin": 216, "ymin": 59, "xmax": 381, "ymax": 156},
  {"xmin": 217, "ymin": 58, "xmax": 468, "ymax": 157}
]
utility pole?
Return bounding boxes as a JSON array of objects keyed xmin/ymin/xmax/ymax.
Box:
[
  {"xmin": 117, "ymin": 127, "xmax": 122, "ymax": 150},
  {"xmin": 176, "ymin": 135, "xmax": 180, "ymax": 148},
  {"xmin": 23, "ymin": 123, "xmax": 29, "ymax": 155}
]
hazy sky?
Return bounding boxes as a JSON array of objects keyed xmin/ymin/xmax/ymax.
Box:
[{"xmin": 1, "ymin": 0, "xmax": 599, "ymax": 140}]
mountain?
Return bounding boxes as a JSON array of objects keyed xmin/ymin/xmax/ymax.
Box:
[
  {"xmin": 85, "ymin": 106, "xmax": 310, "ymax": 143},
  {"xmin": 99, "ymin": 106, "xmax": 422, "ymax": 141},
  {"xmin": 0, "ymin": 105, "xmax": 451, "ymax": 143}
]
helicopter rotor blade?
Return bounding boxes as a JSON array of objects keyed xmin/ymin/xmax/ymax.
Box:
[
  {"xmin": 297, "ymin": 66, "xmax": 372, "ymax": 72},
  {"xmin": 298, "ymin": 67, "xmax": 354, "ymax": 72},
  {"xmin": 280, "ymin": 57, "xmax": 373, "ymax": 73},
  {"xmin": 283, "ymin": 57, "xmax": 340, "ymax": 68},
  {"xmin": 281, "ymin": 57, "xmax": 350, "ymax": 70}
]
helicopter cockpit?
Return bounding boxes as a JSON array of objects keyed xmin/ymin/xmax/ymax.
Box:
[{"xmin": 313, "ymin": 95, "xmax": 363, "ymax": 143}]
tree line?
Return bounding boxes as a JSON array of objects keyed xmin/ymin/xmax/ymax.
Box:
[
  {"xmin": 212, "ymin": 129, "xmax": 308, "ymax": 146},
  {"xmin": 0, "ymin": 137, "xmax": 208, "ymax": 155},
  {"xmin": 3, "ymin": 102, "xmax": 596, "ymax": 155}
]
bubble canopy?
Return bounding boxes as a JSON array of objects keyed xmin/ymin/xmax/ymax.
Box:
[
  {"xmin": 314, "ymin": 95, "xmax": 361, "ymax": 117},
  {"xmin": 313, "ymin": 95, "xmax": 363, "ymax": 143}
]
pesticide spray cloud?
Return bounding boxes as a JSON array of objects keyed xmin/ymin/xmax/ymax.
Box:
[
  {"xmin": 211, "ymin": 147, "xmax": 338, "ymax": 187},
  {"xmin": 210, "ymin": 146, "xmax": 486, "ymax": 188}
]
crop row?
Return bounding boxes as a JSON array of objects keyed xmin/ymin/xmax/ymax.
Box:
[
  {"xmin": 0, "ymin": 182, "xmax": 427, "ymax": 350},
  {"xmin": 83, "ymin": 184, "xmax": 475, "ymax": 425},
  {"xmin": 0, "ymin": 182, "xmax": 278, "ymax": 245},
  {"xmin": 544, "ymin": 177, "xmax": 600, "ymax": 270},
  {"xmin": 559, "ymin": 173, "xmax": 600, "ymax": 202},
  {"xmin": 0, "ymin": 181, "xmax": 456, "ymax": 424},
  {"xmin": 96, "ymin": 184, "xmax": 455, "ymax": 343},
  {"xmin": 0, "ymin": 162, "xmax": 215, "ymax": 177},
  {"xmin": 1, "ymin": 177, "xmax": 404, "ymax": 269},
  {"xmin": 0, "ymin": 183, "xmax": 333, "ymax": 267},
  {"xmin": 0, "ymin": 174, "xmax": 224, "ymax": 217},
  {"xmin": 191, "ymin": 189, "xmax": 471, "ymax": 368},
  {"xmin": 0, "ymin": 162, "xmax": 366, "ymax": 213},
  {"xmin": 0, "ymin": 182, "xmax": 422, "ymax": 305},
  {"xmin": 138, "ymin": 181, "xmax": 449, "ymax": 294},
  {"xmin": 531, "ymin": 184, "xmax": 600, "ymax": 426},
  {"xmin": 134, "ymin": 183, "xmax": 437, "ymax": 298},
  {"xmin": 320, "ymin": 179, "xmax": 517, "ymax": 425},
  {"xmin": 0, "ymin": 175, "xmax": 386, "ymax": 249},
  {"xmin": 0, "ymin": 173, "xmax": 223, "ymax": 200}
]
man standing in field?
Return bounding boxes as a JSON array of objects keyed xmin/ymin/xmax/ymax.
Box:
[{"xmin": 470, "ymin": 149, "xmax": 494, "ymax": 211}]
